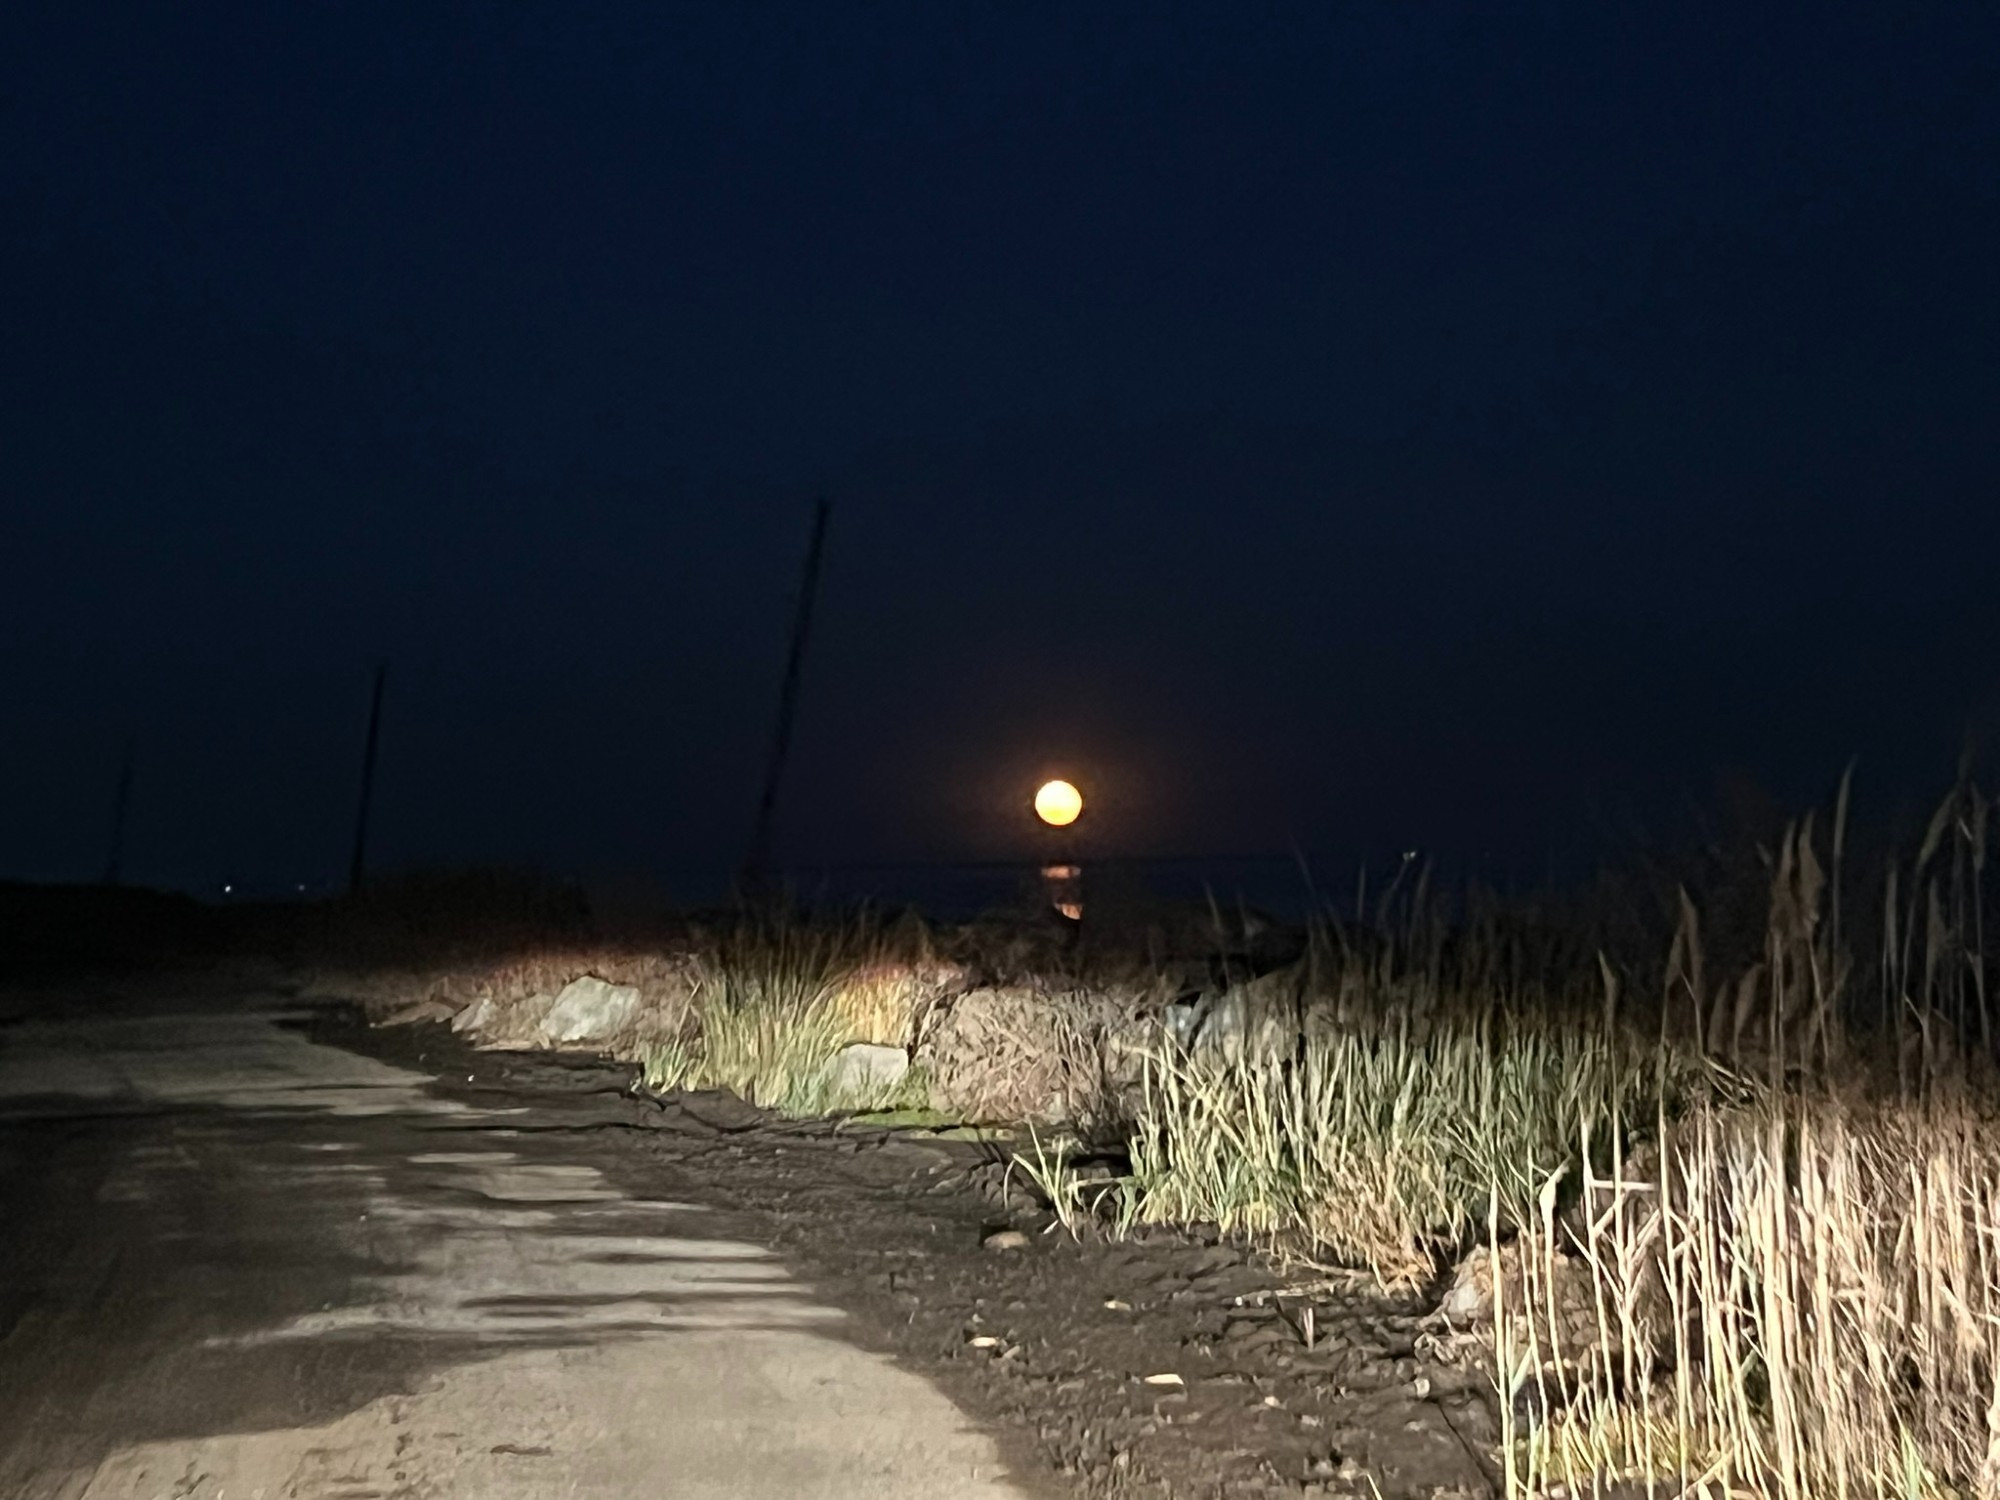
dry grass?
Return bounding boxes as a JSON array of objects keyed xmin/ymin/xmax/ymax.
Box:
[
  {"xmin": 1126, "ymin": 1015, "xmax": 1658, "ymax": 1286},
  {"xmin": 1100, "ymin": 772, "xmax": 2000, "ymax": 1498},
  {"xmin": 918, "ymin": 982, "xmax": 1120, "ymax": 1124},
  {"xmin": 1495, "ymin": 1082, "xmax": 2000, "ymax": 1500},
  {"xmin": 329, "ymin": 777, "xmax": 2000, "ymax": 1498},
  {"xmin": 1109, "ymin": 856, "xmax": 1671, "ymax": 1282},
  {"xmin": 1492, "ymin": 776, "xmax": 2000, "ymax": 1500},
  {"xmin": 640, "ymin": 910, "xmax": 936, "ymax": 1115},
  {"xmin": 825, "ymin": 943, "xmax": 960, "ymax": 1047}
]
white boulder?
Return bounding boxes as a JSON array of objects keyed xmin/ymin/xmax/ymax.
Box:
[
  {"xmin": 823, "ymin": 1041, "xmax": 910, "ymax": 1101},
  {"xmin": 538, "ymin": 976, "xmax": 642, "ymax": 1044}
]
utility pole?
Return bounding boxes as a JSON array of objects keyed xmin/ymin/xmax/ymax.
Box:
[
  {"xmin": 101, "ymin": 737, "xmax": 135, "ymax": 886},
  {"xmin": 742, "ymin": 498, "xmax": 831, "ymax": 899},
  {"xmin": 347, "ymin": 662, "xmax": 388, "ymax": 897}
]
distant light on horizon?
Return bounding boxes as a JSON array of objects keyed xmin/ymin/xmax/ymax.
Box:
[{"xmin": 1034, "ymin": 779, "xmax": 1084, "ymax": 827}]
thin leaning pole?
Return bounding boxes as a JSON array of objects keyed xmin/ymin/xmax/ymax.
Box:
[
  {"xmin": 741, "ymin": 498, "xmax": 832, "ymax": 899},
  {"xmin": 347, "ymin": 662, "xmax": 388, "ymax": 897}
]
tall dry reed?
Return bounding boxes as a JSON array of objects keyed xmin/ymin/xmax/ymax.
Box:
[{"xmin": 1503, "ymin": 774, "xmax": 2000, "ymax": 1499}]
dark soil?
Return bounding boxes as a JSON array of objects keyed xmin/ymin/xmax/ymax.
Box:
[{"xmin": 347, "ymin": 1012, "xmax": 1503, "ymax": 1500}]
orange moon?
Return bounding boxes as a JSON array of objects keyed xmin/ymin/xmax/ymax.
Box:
[{"xmin": 1034, "ymin": 779, "xmax": 1084, "ymax": 826}]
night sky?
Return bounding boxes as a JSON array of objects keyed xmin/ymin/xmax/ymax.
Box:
[{"xmin": 4, "ymin": 4, "xmax": 1997, "ymax": 901}]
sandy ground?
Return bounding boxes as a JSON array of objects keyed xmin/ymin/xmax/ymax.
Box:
[{"xmin": 0, "ymin": 989, "xmax": 1032, "ymax": 1499}]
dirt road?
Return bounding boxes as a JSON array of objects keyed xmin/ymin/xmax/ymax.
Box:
[{"xmin": 0, "ymin": 986, "xmax": 1030, "ymax": 1499}]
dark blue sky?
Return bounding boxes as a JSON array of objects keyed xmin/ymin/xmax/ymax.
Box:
[{"xmin": 3, "ymin": 2, "xmax": 1997, "ymax": 897}]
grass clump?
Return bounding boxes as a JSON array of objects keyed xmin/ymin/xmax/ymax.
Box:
[
  {"xmin": 640, "ymin": 910, "xmax": 931, "ymax": 1115},
  {"xmin": 1127, "ymin": 1015, "xmax": 1659, "ymax": 1286}
]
